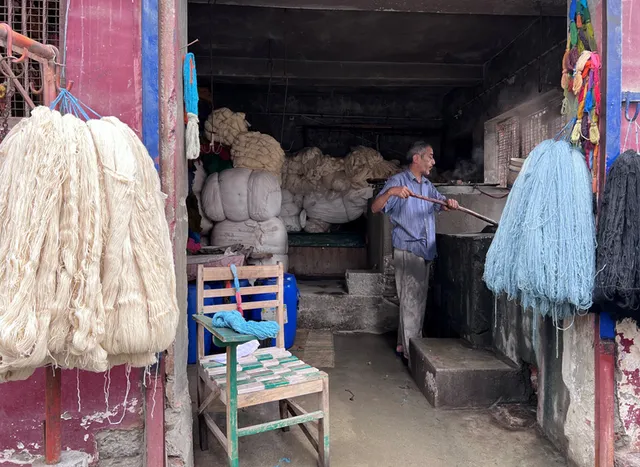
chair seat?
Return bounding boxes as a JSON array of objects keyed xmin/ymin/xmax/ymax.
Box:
[{"xmin": 200, "ymin": 347, "xmax": 324, "ymax": 396}]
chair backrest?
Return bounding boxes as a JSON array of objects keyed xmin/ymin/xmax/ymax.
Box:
[{"xmin": 196, "ymin": 263, "xmax": 285, "ymax": 354}]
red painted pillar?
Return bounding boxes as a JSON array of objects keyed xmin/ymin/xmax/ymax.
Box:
[{"xmin": 44, "ymin": 368, "xmax": 62, "ymax": 464}]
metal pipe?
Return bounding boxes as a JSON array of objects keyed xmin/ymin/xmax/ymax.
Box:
[{"xmin": 0, "ymin": 23, "xmax": 56, "ymax": 62}]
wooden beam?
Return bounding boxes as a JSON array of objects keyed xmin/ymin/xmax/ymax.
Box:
[
  {"xmin": 187, "ymin": 0, "xmax": 566, "ymax": 16},
  {"xmin": 199, "ymin": 57, "xmax": 484, "ymax": 85}
]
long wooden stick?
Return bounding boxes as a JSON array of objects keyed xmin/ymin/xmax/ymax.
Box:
[{"xmin": 409, "ymin": 192, "xmax": 499, "ymax": 227}]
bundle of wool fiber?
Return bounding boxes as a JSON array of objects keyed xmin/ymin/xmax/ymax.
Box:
[
  {"xmin": 0, "ymin": 106, "xmax": 179, "ymax": 382},
  {"xmin": 231, "ymin": 132, "xmax": 285, "ymax": 178},
  {"xmin": 204, "ymin": 107, "xmax": 250, "ymax": 147},
  {"xmin": 344, "ymin": 146, "xmax": 401, "ymax": 189},
  {"xmin": 483, "ymin": 140, "xmax": 596, "ymax": 324},
  {"xmin": 594, "ymin": 150, "xmax": 640, "ymax": 313}
]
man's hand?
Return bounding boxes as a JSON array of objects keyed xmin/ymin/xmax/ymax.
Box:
[
  {"xmin": 444, "ymin": 198, "xmax": 459, "ymax": 211},
  {"xmin": 388, "ymin": 186, "xmax": 412, "ymax": 199}
]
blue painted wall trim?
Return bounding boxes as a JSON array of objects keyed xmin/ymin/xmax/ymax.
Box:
[
  {"xmin": 604, "ymin": 0, "xmax": 622, "ymax": 172},
  {"xmin": 142, "ymin": 0, "xmax": 160, "ymax": 171},
  {"xmin": 601, "ymin": 0, "xmax": 623, "ymax": 339}
]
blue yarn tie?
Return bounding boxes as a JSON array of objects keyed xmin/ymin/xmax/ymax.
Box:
[
  {"xmin": 212, "ymin": 311, "xmax": 280, "ymax": 340},
  {"xmin": 50, "ymin": 89, "xmax": 101, "ymax": 121}
]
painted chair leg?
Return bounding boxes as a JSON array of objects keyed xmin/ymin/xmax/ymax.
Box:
[
  {"xmin": 279, "ymin": 400, "xmax": 290, "ymax": 432},
  {"xmin": 226, "ymin": 345, "xmax": 239, "ymax": 467},
  {"xmin": 197, "ymin": 376, "xmax": 209, "ymax": 451},
  {"xmin": 318, "ymin": 378, "xmax": 330, "ymax": 467}
]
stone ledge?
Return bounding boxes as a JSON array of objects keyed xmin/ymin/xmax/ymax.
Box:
[
  {"xmin": 410, "ymin": 338, "xmax": 528, "ymax": 408},
  {"xmin": 33, "ymin": 451, "xmax": 92, "ymax": 467},
  {"xmin": 345, "ymin": 269, "xmax": 384, "ymax": 296}
]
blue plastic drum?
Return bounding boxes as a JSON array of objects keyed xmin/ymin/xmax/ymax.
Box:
[{"xmin": 250, "ymin": 273, "xmax": 299, "ymax": 349}]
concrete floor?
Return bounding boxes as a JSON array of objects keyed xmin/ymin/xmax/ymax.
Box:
[{"xmin": 190, "ymin": 333, "xmax": 566, "ymax": 467}]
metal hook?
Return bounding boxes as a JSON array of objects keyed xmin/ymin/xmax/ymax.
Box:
[
  {"xmin": 55, "ymin": 73, "xmax": 74, "ymax": 93},
  {"xmin": 624, "ymin": 93, "xmax": 640, "ymax": 122}
]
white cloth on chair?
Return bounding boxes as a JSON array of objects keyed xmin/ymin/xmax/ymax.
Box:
[{"xmin": 209, "ymin": 339, "xmax": 260, "ymax": 364}]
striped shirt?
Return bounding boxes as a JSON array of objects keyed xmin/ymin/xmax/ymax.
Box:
[{"xmin": 378, "ymin": 170, "xmax": 447, "ymax": 261}]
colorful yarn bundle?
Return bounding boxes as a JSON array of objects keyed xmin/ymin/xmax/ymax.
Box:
[
  {"xmin": 561, "ymin": 0, "xmax": 601, "ymax": 189},
  {"xmin": 484, "ymin": 140, "xmax": 596, "ymax": 324},
  {"xmin": 594, "ymin": 150, "xmax": 640, "ymax": 317},
  {"xmin": 184, "ymin": 52, "xmax": 200, "ymax": 160}
]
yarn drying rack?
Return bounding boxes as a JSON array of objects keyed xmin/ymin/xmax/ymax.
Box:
[{"xmin": 0, "ymin": 23, "xmax": 64, "ymax": 465}]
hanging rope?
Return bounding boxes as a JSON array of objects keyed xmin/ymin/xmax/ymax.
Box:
[
  {"xmin": 484, "ymin": 139, "xmax": 596, "ymax": 325},
  {"xmin": 183, "ymin": 52, "xmax": 200, "ymax": 160}
]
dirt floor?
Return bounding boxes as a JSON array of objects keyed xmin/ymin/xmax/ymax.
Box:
[{"xmin": 190, "ymin": 332, "xmax": 566, "ymax": 467}]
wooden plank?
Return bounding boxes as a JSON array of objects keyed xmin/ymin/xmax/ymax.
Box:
[
  {"xmin": 198, "ymin": 57, "xmax": 484, "ymax": 85},
  {"xmin": 202, "ymin": 265, "xmax": 281, "ymax": 281},
  {"xmin": 237, "ymin": 411, "xmax": 324, "ymax": 437},
  {"xmin": 319, "ymin": 377, "xmax": 330, "ymax": 466},
  {"xmin": 197, "ymin": 266, "xmax": 205, "ymax": 360},
  {"xmin": 203, "ymin": 285, "xmax": 279, "ymax": 299},
  {"xmin": 226, "ymin": 345, "xmax": 239, "ymax": 466},
  {"xmin": 276, "ymin": 263, "xmax": 285, "ymax": 348},
  {"xmin": 187, "ymin": 0, "xmax": 567, "ymax": 16},
  {"xmin": 234, "ymin": 376, "xmax": 325, "ymax": 408},
  {"xmin": 286, "ymin": 400, "xmax": 320, "ymax": 452},
  {"xmin": 288, "ymin": 246, "xmax": 367, "ymax": 277},
  {"xmin": 203, "ymin": 412, "xmax": 228, "ymax": 452},
  {"xmin": 192, "ymin": 316, "xmax": 256, "ymax": 344},
  {"xmin": 202, "ymin": 300, "xmax": 281, "ymax": 314}
]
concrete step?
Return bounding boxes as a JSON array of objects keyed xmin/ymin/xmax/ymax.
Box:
[
  {"xmin": 410, "ymin": 338, "xmax": 528, "ymax": 408},
  {"xmin": 345, "ymin": 269, "xmax": 383, "ymax": 296},
  {"xmin": 297, "ymin": 279, "xmax": 398, "ymax": 334}
]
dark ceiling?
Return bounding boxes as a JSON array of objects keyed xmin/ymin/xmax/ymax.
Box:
[{"xmin": 187, "ymin": 1, "xmax": 566, "ymax": 89}]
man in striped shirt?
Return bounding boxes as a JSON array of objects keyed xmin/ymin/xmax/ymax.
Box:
[{"xmin": 371, "ymin": 142, "xmax": 459, "ymax": 364}]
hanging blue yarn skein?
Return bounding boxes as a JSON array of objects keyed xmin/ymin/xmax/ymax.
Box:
[
  {"xmin": 183, "ymin": 52, "xmax": 200, "ymax": 160},
  {"xmin": 483, "ymin": 140, "xmax": 596, "ymax": 324}
]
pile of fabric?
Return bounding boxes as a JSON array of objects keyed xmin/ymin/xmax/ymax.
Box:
[
  {"xmin": 0, "ymin": 106, "xmax": 179, "ymax": 382},
  {"xmin": 483, "ymin": 140, "xmax": 596, "ymax": 324},
  {"xmin": 202, "ymin": 168, "xmax": 289, "ymax": 269}
]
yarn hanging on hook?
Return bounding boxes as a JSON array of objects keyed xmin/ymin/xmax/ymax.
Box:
[{"xmin": 183, "ymin": 52, "xmax": 200, "ymax": 160}]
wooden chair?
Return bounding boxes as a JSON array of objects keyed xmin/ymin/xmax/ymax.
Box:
[{"xmin": 194, "ymin": 263, "xmax": 330, "ymax": 467}]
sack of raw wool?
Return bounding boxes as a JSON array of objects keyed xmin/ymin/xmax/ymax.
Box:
[
  {"xmin": 248, "ymin": 254, "xmax": 289, "ymax": 272},
  {"xmin": 303, "ymin": 187, "xmax": 374, "ymax": 224},
  {"xmin": 204, "ymin": 107, "xmax": 250, "ymax": 147},
  {"xmin": 304, "ymin": 218, "xmax": 331, "ymax": 233},
  {"xmin": 371, "ymin": 158, "xmax": 402, "ymax": 180},
  {"xmin": 0, "ymin": 106, "xmax": 179, "ymax": 382},
  {"xmin": 281, "ymin": 189, "xmax": 304, "ymax": 217},
  {"xmin": 247, "ymin": 170, "xmax": 282, "ymax": 221},
  {"xmin": 281, "ymin": 209, "xmax": 307, "ymax": 233},
  {"xmin": 209, "ymin": 168, "xmax": 282, "ymax": 222},
  {"xmin": 192, "ymin": 160, "xmax": 214, "ymax": 234},
  {"xmin": 211, "ymin": 218, "xmax": 288, "ymax": 255},
  {"xmin": 281, "ymin": 147, "xmax": 324, "ymax": 195},
  {"xmin": 200, "ymin": 172, "xmax": 226, "ymax": 222},
  {"xmin": 345, "ymin": 146, "xmax": 401, "ymax": 188},
  {"xmin": 231, "ymin": 132, "xmax": 285, "ymax": 178}
]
